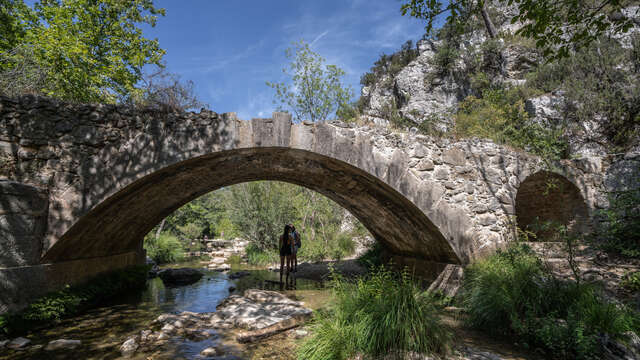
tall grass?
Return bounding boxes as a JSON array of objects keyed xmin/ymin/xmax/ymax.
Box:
[
  {"xmin": 297, "ymin": 266, "xmax": 451, "ymax": 360},
  {"xmin": 144, "ymin": 233, "xmax": 184, "ymax": 264},
  {"xmin": 463, "ymin": 243, "xmax": 638, "ymax": 359},
  {"xmin": 245, "ymin": 243, "xmax": 279, "ymax": 266}
]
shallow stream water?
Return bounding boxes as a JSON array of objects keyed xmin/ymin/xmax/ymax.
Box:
[{"xmin": 1, "ymin": 262, "xmax": 329, "ymax": 360}]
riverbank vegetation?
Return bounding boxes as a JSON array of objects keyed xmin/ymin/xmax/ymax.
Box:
[
  {"xmin": 0, "ymin": 265, "xmax": 149, "ymax": 337},
  {"xmin": 463, "ymin": 243, "xmax": 639, "ymax": 359},
  {"xmin": 298, "ymin": 266, "xmax": 451, "ymax": 359},
  {"xmin": 144, "ymin": 181, "xmax": 370, "ymax": 265},
  {"xmin": 594, "ymin": 188, "xmax": 640, "ymax": 259},
  {"xmin": 144, "ymin": 233, "xmax": 185, "ymax": 265}
]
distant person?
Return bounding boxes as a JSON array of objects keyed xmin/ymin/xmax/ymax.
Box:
[
  {"xmin": 290, "ymin": 224, "xmax": 301, "ymax": 272},
  {"xmin": 279, "ymin": 224, "xmax": 293, "ymax": 282}
]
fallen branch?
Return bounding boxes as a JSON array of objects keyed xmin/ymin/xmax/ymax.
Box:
[{"xmin": 236, "ymin": 315, "xmax": 308, "ymax": 343}]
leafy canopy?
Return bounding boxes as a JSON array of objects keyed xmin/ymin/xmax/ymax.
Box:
[
  {"xmin": 1, "ymin": 0, "xmax": 165, "ymax": 103},
  {"xmin": 267, "ymin": 40, "xmax": 353, "ymax": 122},
  {"xmin": 400, "ymin": 0, "xmax": 639, "ymax": 59}
]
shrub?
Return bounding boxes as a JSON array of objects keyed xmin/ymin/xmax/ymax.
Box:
[
  {"xmin": 299, "ymin": 240, "xmax": 329, "ymax": 263},
  {"xmin": 430, "ymin": 43, "xmax": 459, "ymax": 75},
  {"xmin": 527, "ymin": 35, "xmax": 640, "ymax": 151},
  {"xmin": 463, "ymin": 243, "xmax": 638, "ymax": 359},
  {"xmin": 0, "ymin": 265, "xmax": 149, "ymax": 336},
  {"xmin": 245, "ymin": 243, "xmax": 279, "ymax": 266},
  {"xmin": 297, "ymin": 266, "xmax": 451, "ymax": 359},
  {"xmin": 454, "ymin": 86, "xmax": 568, "ymax": 159},
  {"xmin": 144, "ymin": 233, "xmax": 185, "ymax": 265},
  {"xmin": 596, "ymin": 188, "xmax": 640, "ymax": 259},
  {"xmin": 621, "ymin": 272, "xmax": 640, "ymax": 293},
  {"xmin": 357, "ymin": 241, "xmax": 385, "ymax": 268}
]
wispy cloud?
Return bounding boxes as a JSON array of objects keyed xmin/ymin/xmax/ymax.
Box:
[{"xmin": 310, "ymin": 30, "xmax": 329, "ymax": 46}]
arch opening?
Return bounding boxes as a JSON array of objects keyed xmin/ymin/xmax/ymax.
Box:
[
  {"xmin": 515, "ymin": 171, "xmax": 589, "ymax": 240},
  {"xmin": 42, "ymin": 147, "xmax": 461, "ymax": 265}
]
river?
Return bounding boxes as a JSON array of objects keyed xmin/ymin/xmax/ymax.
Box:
[{"xmin": 0, "ymin": 261, "xmax": 329, "ymax": 360}]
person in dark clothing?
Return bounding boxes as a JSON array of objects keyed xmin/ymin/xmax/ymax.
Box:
[
  {"xmin": 279, "ymin": 224, "xmax": 293, "ymax": 282},
  {"xmin": 290, "ymin": 224, "xmax": 301, "ymax": 272}
]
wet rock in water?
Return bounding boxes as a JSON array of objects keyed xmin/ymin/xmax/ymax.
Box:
[
  {"xmin": 228, "ymin": 286, "xmax": 236, "ymax": 292},
  {"xmin": 208, "ymin": 263, "xmax": 230, "ymax": 271},
  {"xmin": 216, "ymin": 290, "xmax": 312, "ymax": 331},
  {"xmin": 229, "ymin": 271, "xmax": 250, "ymax": 279},
  {"xmin": 211, "ymin": 257, "xmax": 226, "ymax": 265},
  {"xmin": 200, "ymin": 347, "xmax": 219, "ymax": 357},
  {"xmin": 7, "ymin": 337, "xmax": 30, "ymax": 350},
  {"xmin": 119, "ymin": 336, "xmax": 138, "ymax": 357},
  {"xmin": 139, "ymin": 330, "xmax": 153, "ymax": 342},
  {"xmin": 161, "ymin": 324, "xmax": 176, "ymax": 333},
  {"xmin": 156, "ymin": 332, "xmax": 170, "ymax": 341},
  {"xmin": 173, "ymin": 320, "xmax": 184, "ymax": 328},
  {"xmin": 158, "ymin": 268, "xmax": 203, "ymax": 285},
  {"xmin": 45, "ymin": 339, "xmax": 81, "ymax": 351}
]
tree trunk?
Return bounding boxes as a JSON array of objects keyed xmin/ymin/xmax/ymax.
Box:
[
  {"xmin": 480, "ymin": 1, "xmax": 498, "ymax": 38},
  {"xmin": 155, "ymin": 218, "xmax": 166, "ymax": 240}
]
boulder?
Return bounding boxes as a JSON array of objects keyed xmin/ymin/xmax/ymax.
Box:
[
  {"xmin": 7, "ymin": 337, "xmax": 30, "ymax": 350},
  {"xmin": 216, "ymin": 290, "xmax": 312, "ymax": 331},
  {"xmin": 158, "ymin": 268, "xmax": 203, "ymax": 285},
  {"xmin": 200, "ymin": 347, "xmax": 219, "ymax": 357},
  {"xmin": 119, "ymin": 336, "xmax": 138, "ymax": 357},
  {"xmin": 44, "ymin": 339, "xmax": 81, "ymax": 351}
]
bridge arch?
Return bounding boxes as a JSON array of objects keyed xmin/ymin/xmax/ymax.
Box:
[
  {"xmin": 515, "ymin": 171, "xmax": 590, "ymax": 239},
  {"xmin": 42, "ymin": 147, "xmax": 460, "ymax": 265}
]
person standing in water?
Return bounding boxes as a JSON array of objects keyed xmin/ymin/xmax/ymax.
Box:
[
  {"xmin": 290, "ymin": 224, "xmax": 301, "ymax": 273},
  {"xmin": 279, "ymin": 224, "xmax": 293, "ymax": 282}
]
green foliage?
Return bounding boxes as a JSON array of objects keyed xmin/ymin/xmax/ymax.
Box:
[
  {"xmin": 455, "ymin": 86, "xmax": 568, "ymax": 159},
  {"xmin": 0, "ymin": 0, "xmax": 166, "ymax": 103},
  {"xmin": 267, "ymin": 40, "xmax": 353, "ymax": 122},
  {"xmin": 596, "ymin": 188, "xmax": 640, "ymax": 259},
  {"xmin": 357, "ymin": 241, "xmax": 386, "ymax": 268},
  {"xmin": 429, "ymin": 42, "xmax": 459, "ymax": 75},
  {"xmin": 297, "ymin": 266, "xmax": 451, "ymax": 359},
  {"xmin": 227, "ymin": 181, "xmax": 299, "ymax": 251},
  {"xmin": 245, "ymin": 243, "xmax": 279, "ymax": 266},
  {"xmin": 527, "ymin": 36, "xmax": 640, "ymax": 150},
  {"xmin": 400, "ymin": 0, "xmax": 637, "ymax": 60},
  {"xmin": 144, "ymin": 233, "xmax": 184, "ymax": 265},
  {"xmin": 621, "ymin": 272, "xmax": 640, "ymax": 293},
  {"xmin": 0, "ymin": 265, "xmax": 148, "ymax": 336},
  {"xmin": 360, "ymin": 40, "xmax": 419, "ymax": 88},
  {"xmin": 463, "ymin": 243, "xmax": 638, "ymax": 359}
]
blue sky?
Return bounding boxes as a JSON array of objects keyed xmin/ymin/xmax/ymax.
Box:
[{"xmin": 143, "ymin": 0, "xmax": 427, "ymax": 119}]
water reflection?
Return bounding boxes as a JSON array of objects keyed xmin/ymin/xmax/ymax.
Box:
[{"xmin": 0, "ymin": 267, "xmax": 327, "ymax": 360}]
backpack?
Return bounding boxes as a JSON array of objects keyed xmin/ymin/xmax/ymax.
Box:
[{"xmin": 294, "ymin": 231, "xmax": 301, "ymax": 248}]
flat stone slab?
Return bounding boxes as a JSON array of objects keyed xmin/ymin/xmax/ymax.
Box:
[
  {"xmin": 45, "ymin": 339, "xmax": 81, "ymax": 351},
  {"xmin": 216, "ymin": 290, "xmax": 311, "ymax": 331}
]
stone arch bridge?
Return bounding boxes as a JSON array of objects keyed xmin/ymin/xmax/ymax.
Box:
[{"xmin": 0, "ymin": 96, "xmax": 619, "ymax": 313}]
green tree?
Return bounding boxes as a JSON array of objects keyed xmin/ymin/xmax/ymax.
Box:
[
  {"xmin": 1, "ymin": 0, "xmax": 165, "ymax": 103},
  {"xmin": 267, "ymin": 40, "xmax": 353, "ymax": 122},
  {"xmin": 400, "ymin": 0, "xmax": 638, "ymax": 59}
]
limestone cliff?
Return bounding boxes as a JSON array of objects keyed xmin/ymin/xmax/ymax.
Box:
[{"xmin": 358, "ymin": 6, "xmax": 640, "ymax": 157}]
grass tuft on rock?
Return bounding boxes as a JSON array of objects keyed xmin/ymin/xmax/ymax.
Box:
[{"xmin": 297, "ymin": 265, "xmax": 451, "ymax": 360}]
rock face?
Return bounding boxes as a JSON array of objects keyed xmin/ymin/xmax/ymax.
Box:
[
  {"xmin": 358, "ymin": 6, "xmax": 639, "ymax": 158},
  {"xmin": 158, "ymin": 268, "xmax": 203, "ymax": 286}
]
